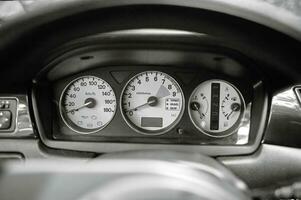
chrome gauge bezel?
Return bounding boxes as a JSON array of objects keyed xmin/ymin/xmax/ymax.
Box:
[
  {"xmin": 188, "ymin": 79, "xmax": 246, "ymax": 138},
  {"xmin": 59, "ymin": 75, "xmax": 117, "ymax": 135},
  {"xmin": 120, "ymin": 71, "xmax": 185, "ymax": 136}
]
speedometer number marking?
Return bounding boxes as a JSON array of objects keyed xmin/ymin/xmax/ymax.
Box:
[{"xmin": 59, "ymin": 76, "xmax": 116, "ymax": 134}]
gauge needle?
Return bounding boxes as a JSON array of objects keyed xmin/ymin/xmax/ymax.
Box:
[
  {"xmin": 127, "ymin": 99, "xmax": 157, "ymax": 112},
  {"xmin": 196, "ymin": 107, "xmax": 203, "ymax": 119},
  {"xmin": 227, "ymin": 110, "xmax": 234, "ymax": 120},
  {"xmin": 227, "ymin": 103, "xmax": 241, "ymax": 120},
  {"xmin": 67, "ymin": 101, "xmax": 92, "ymax": 113},
  {"xmin": 127, "ymin": 85, "xmax": 170, "ymax": 113},
  {"xmin": 191, "ymin": 102, "xmax": 203, "ymax": 119}
]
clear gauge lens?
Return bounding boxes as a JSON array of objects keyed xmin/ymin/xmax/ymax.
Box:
[
  {"xmin": 59, "ymin": 76, "xmax": 116, "ymax": 134},
  {"xmin": 121, "ymin": 71, "xmax": 184, "ymax": 135},
  {"xmin": 188, "ymin": 80, "xmax": 245, "ymax": 138}
]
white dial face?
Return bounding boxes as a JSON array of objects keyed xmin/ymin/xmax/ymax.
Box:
[
  {"xmin": 121, "ymin": 71, "xmax": 184, "ymax": 135},
  {"xmin": 60, "ymin": 76, "xmax": 116, "ymax": 134},
  {"xmin": 188, "ymin": 80, "xmax": 245, "ymax": 137}
]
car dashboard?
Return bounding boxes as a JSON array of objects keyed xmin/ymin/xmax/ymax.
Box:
[
  {"xmin": 27, "ymin": 29, "xmax": 266, "ymax": 155},
  {"xmin": 0, "ymin": 1, "xmax": 301, "ymax": 194}
]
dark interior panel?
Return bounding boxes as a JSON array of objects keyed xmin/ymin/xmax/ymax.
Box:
[{"xmin": 31, "ymin": 30, "xmax": 267, "ymax": 155}]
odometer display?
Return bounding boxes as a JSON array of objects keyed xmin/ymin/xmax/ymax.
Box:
[
  {"xmin": 121, "ymin": 71, "xmax": 184, "ymax": 135},
  {"xmin": 59, "ymin": 76, "xmax": 116, "ymax": 134}
]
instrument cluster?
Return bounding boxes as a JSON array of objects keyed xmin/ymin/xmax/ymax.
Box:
[{"xmin": 56, "ymin": 68, "xmax": 249, "ymax": 142}]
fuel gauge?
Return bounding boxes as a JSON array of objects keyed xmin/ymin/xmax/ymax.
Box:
[{"xmin": 188, "ymin": 80, "xmax": 245, "ymax": 138}]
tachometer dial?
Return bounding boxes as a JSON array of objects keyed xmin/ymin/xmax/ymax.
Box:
[
  {"xmin": 59, "ymin": 76, "xmax": 116, "ymax": 134},
  {"xmin": 121, "ymin": 71, "xmax": 184, "ymax": 135},
  {"xmin": 188, "ymin": 80, "xmax": 245, "ymax": 138}
]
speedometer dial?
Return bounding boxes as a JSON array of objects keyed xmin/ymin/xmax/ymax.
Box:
[
  {"xmin": 59, "ymin": 76, "xmax": 116, "ymax": 134},
  {"xmin": 121, "ymin": 71, "xmax": 184, "ymax": 135}
]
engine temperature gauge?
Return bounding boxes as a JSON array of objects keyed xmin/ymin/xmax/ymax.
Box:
[{"xmin": 188, "ymin": 80, "xmax": 245, "ymax": 138}]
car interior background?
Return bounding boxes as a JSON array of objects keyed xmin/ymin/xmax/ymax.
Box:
[{"xmin": 0, "ymin": 0, "xmax": 301, "ymax": 200}]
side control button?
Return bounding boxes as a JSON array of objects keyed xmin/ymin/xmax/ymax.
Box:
[
  {"xmin": 0, "ymin": 111, "xmax": 12, "ymax": 129},
  {"xmin": 0, "ymin": 101, "xmax": 10, "ymax": 109}
]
